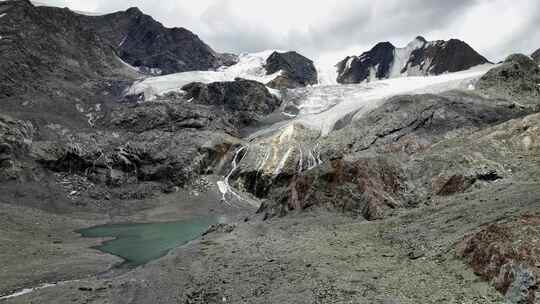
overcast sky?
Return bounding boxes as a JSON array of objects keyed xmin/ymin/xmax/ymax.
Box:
[{"xmin": 39, "ymin": 0, "xmax": 540, "ymax": 65}]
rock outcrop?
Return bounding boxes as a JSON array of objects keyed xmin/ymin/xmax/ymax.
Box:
[
  {"xmin": 321, "ymin": 90, "xmax": 533, "ymax": 158},
  {"xmin": 182, "ymin": 79, "xmax": 282, "ymax": 128},
  {"xmin": 262, "ymin": 156, "xmax": 407, "ymax": 220},
  {"xmin": 458, "ymin": 215, "xmax": 540, "ymax": 304},
  {"xmin": 264, "ymin": 51, "xmax": 318, "ymax": 89},
  {"xmin": 477, "ymin": 54, "xmax": 540, "ymax": 106},
  {"xmin": 0, "ymin": 114, "xmax": 35, "ymax": 181},
  {"xmin": 30, "ymin": 129, "xmax": 239, "ymax": 189},
  {"xmin": 336, "ymin": 42, "xmax": 396, "ymax": 84},
  {"xmin": 337, "ymin": 36, "xmax": 489, "ymax": 84},
  {"xmin": 80, "ymin": 7, "xmax": 236, "ymax": 75}
]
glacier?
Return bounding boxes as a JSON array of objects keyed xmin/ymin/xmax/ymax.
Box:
[{"xmin": 126, "ymin": 50, "xmax": 284, "ymax": 101}]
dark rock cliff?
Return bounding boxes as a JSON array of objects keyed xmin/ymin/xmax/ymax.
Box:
[
  {"xmin": 336, "ymin": 42, "xmax": 395, "ymax": 84},
  {"xmin": 264, "ymin": 51, "xmax": 318, "ymax": 89}
]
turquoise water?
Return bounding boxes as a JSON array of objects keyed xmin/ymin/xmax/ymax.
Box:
[{"xmin": 78, "ymin": 217, "xmax": 216, "ymax": 268}]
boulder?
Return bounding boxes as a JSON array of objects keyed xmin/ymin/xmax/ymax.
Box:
[{"xmin": 264, "ymin": 51, "xmax": 318, "ymax": 89}]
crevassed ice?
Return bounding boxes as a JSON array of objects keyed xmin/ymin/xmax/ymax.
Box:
[
  {"xmin": 126, "ymin": 50, "xmax": 284, "ymax": 101},
  {"xmin": 287, "ymin": 64, "xmax": 494, "ymax": 136}
]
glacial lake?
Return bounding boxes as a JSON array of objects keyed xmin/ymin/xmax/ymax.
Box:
[{"xmin": 78, "ymin": 217, "xmax": 217, "ymax": 268}]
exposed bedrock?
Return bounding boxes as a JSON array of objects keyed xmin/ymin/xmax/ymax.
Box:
[
  {"xmin": 247, "ymin": 89, "xmax": 540, "ymax": 221},
  {"xmin": 264, "ymin": 51, "xmax": 318, "ymax": 89},
  {"xmin": 457, "ymin": 214, "xmax": 540, "ymax": 304},
  {"xmin": 182, "ymin": 79, "xmax": 282, "ymax": 129}
]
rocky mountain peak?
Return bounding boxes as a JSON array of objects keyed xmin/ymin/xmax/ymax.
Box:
[
  {"xmin": 79, "ymin": 8, "xmax": 235, "ymax": 75},
  {"xmin": 414, "ymin": 35, "xmax": 428, "ymax": 43},
  {"xmin": 264, "ymin": 51, "xmax": 318, "ymax": 89},
  {"xmin": 336, "ymin": 42, "xmax": 396, "ymax": 84},
  {"xmin": 336, "ymin": 36, "xmax": 489, "ymax": 84},
  {"xmin": 125, "ymin": 6, "xmax": 143, "ymax": 16}
]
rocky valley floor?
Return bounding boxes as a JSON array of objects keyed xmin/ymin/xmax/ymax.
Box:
[{"xmin": 3, "ymin": 178, "xmax": 540, "ymax": 303}]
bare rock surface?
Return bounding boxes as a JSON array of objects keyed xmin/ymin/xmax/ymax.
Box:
[
  {"xmin": 477, "ymin": 54, "xmax": 540, "ymax": 105},
  {"xmin": 265, "ymin": 51, "xmax": 318, "ymax": 89}
]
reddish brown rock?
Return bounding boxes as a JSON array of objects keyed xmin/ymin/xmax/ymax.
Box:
[
  {"xmin": 260, "ymin": 157, "xmax": 406, "ymax": 220},
  {"xmin": 458, "ymin": 215, "xmax": 540, "ymax": 303}
]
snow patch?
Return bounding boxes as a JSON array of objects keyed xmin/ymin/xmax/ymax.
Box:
[
  {"xmin": 389, "ymin": 37, "xmax": 427, "ymax": 77},
  {"xmin": 118, "ymin": 36, "xmax": 127, "ymax": 47},
  {"xmin": 0, "ymin": 280, "xmax": 78, "ymax": 300}
]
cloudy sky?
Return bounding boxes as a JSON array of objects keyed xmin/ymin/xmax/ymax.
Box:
[{"xmin": 39, "ymin": 0, "xmax": 540, "ymax": 65}]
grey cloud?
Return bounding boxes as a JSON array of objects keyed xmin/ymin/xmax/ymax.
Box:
[
  {"xmin": 41, "ymin": 0, "xmax": 540, "ymax": 62},
  {"xmin": 496, "ymin": 4, "xmax": 540, "ymax": 59},
  {"xmin": 198, "ymin": 0, "xmax": 481, "ymax": 58}
]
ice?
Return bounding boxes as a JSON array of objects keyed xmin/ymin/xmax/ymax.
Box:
[
  {"xmin": 0, "ymin": 281, "xmax": 75, "ymax": 300},
  {"xmin": 389, "ymin": 37, "xmax": 427, "ymax": 77},
  {"xmin": 283, "ymin": 64, "xmax": 494, "ymax": 136},
  {"xmin": 127, "ymin": 50, "xmax": 284, "ymax": 101},
  {"xmin": 315, "ymin": 61, "xmax": 338, "ymax": 85},
  {"xmin": 116, "ymin": 55, "xmax": 140, "ymax": 73}
]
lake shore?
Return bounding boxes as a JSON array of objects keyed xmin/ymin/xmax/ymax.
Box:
[{"xmin": 0, "ymin": 175, "xmax": 251, "ymax": 298}]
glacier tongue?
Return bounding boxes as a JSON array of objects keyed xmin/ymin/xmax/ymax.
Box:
[{"xmin": 286, "ymin": 64, "xmax": 494, "ymax": 136}]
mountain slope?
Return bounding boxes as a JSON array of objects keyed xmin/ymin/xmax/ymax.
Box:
[
  {"xmin": 0, "ymin": 0, "xmax": 130, "ymax": 99},
  {"xmin": 337, "ymin": 36, "xmax": 490, "ymax": 84},
  {"xmin": 532, "ymin": 48, "xmax": 540, "ymax": 64},
  {"xmin": 79, "ymin": 7, "xmax": 237, "ymax": 75}
]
